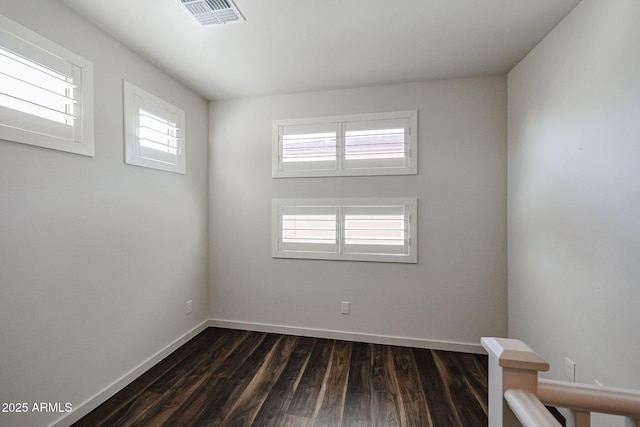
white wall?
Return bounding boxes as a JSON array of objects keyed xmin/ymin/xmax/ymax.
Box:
[
  {"xmin": 209, "ymin": 77, "xmax": 507, "ymax": 351},
  {"xmin": 508, "ymin": 0, "xmax": 640, "ymax": 424},
  {"xmin": 0, "ymin": 1, "xmax": 209, "ymax": 426}
]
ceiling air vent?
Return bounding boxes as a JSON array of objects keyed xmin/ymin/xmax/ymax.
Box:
[{"xmin": 180, "ymin": 0, "xmax": 245, "ymax": 26}]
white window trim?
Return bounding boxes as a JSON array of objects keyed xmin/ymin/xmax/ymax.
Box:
[
  {"xmin": 272, "ymin": 110, "xmax": 418, "ymax": 178},
  {"xmin": 123, "ymin": 80, "xmax": 186, "ymax": 174},
  {"xmin": 0, "ymin": 14, "xmax": 94, "ymax": 156},
  {"xmin": 272, "ymin": 197, "xmax": 418, "ymax": 263}
]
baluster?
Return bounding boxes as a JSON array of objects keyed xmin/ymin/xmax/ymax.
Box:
[
  {"xmin": 565, "ymin": 409, "xmax": 590, "ymax": 427},
  {"xmin": 625, "ymin": 417, "xmax": 640, "ymax": 427}
]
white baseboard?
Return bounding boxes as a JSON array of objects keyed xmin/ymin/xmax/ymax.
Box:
[
  {"xmin": 52, "ymin": 320, "xmax": 209, "ymax": 427},
  {"xmin": 208, "ymin": 318, "xmax": 485, "ymax": 354}
]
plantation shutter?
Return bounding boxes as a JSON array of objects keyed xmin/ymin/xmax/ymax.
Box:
[
  {"xmin": 278, "ymin": 122, "xmax": 339, "ymax": 172},
  {"xmin": 342, "ymin": 205, "xmax": 409, "ymax": 256},
  {"xmin": 0, "ymin": 35, "xmax": 81, "ymax": 143},
  {"xmin": 124, "ymin": 80, "xmax": 185, "ymax": 174},
  {"xmin": 343, "ymin": 117, "xmax": 410, "ymax": 170},
  {"xmin": 273, "ymin": 199, "xmax": 416, "ymax": 263},
  {"xmin": 136, "ymin": 108, "xmax": 181, "ymax": 166},
  {"xmin": 278, "ymin": 205, "xmax": 338, "ymax": 254},
  {"xmin": 273, "ymin": 111, "xmax": 417, "ymax": 178}
]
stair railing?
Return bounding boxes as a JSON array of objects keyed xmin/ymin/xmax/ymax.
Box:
[{"xmin": 482, "ymin": 337, "xmax": 640, "ymax": 427}]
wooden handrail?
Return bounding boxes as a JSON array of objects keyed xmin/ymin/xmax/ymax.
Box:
[
  {"xmin": 538, "ymin": 379, "xmax": 640, "ymax": 420},
  {"xmin": 504, "ymin": 389, "xmax": 562, "ymax": 427}
]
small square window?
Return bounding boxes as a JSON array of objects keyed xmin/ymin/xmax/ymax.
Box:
[{"xmin": 123, "ymin": 81, "xmax": 185, "ymax": 174}]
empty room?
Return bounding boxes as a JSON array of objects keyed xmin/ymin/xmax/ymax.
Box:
[{"xmin": 1, "ymin": 0, "xmax": 638, "ymax": 426}]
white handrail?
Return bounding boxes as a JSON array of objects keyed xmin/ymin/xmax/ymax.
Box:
[
  {"xmin": 504, "ymin": 389, "xmax": 562, "ymax": 427},
  {"xmin": 482, "ymin": 337, "xmax": 640, "ymax": 427},
  {"xmin": 538, "ymin": 379, "xmax": 640, "ymax": 419}
]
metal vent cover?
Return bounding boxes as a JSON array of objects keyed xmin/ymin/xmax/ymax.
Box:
[{"xmin": 180, "ymin": 0, "xmax": 245, "ymax": 26}]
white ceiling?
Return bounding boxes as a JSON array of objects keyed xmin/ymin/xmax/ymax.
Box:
[{"xmin": 56, "ymin": 0, "xmax": 581, "ymax": 100}]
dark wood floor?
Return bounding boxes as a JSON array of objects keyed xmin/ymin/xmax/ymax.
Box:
[{"xmin": 74, "ymin": 328, "xmax": 488, "ymax": 427}]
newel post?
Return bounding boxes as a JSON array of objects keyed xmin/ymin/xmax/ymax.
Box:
[{"xmin": 482, "ymin": 337, "xmax": 550, "ymax": 427}]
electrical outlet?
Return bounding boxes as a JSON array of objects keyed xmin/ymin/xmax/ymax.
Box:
[
  {"xmin": 186, "ymin": 299, "xmax": 193, "ymax": 314},
  {"xmin": 565, "ymin": 357, "xmax": 575, "ymax": 382},
  {"xmin": 341, "ymin": 301, "xmax": 350, "ymax": 315}
]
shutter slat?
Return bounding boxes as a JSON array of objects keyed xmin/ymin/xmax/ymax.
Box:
[
  {"xmin": 281, "ymin": 213, "xmax": 337, "ymax": 245},
  {"xmin": 345, "ymin": 128, "xmax": 406, "ymax": 161},
  {"xmin": 282, "ymin": 132, "xmax": 337, "ymax": 163},
  {"xmin": 138, "ymin": 125, "xmax": 179, "ymax": 142},
  {"xmin": 136, "ymin": 108, "xmax": 181, "ymax": 155},
  {"xmin": 344, "ymin": 211, "xmax": 407, "ymax": 248},
  {"xmin": 139, "ymin": 111, "xmax": 179, "ymax": 132},
  {"xmin": 138, "ymin": 138, "xmax": 180, "ymax": 155},
  {"xmin": 0, "ymin": 70, "xmax": 76, "ymax": 105},
  {"xmin": 0, "ymin": 49, "xmax": 76, "ymax": 88},
  {"xmin": 0, "ymin": 47, "xmax": 77, "ymax": 125},
  {"xmin": 0, "ymin": 93, "xmax": 76, "ymax": 121}
]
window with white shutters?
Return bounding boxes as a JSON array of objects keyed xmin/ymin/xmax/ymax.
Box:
[
  {"xmin": 273, "ymin": 111, "xmax": 417, "ymax": 178},
  {"xmin": 280, "ymin": 122, "xmax": 338, "ymax": 171},
  {"xmin": 273, "ymin": 198, "xmax": 417, "ymax": 263},
  {"xmin": 342, "ymin": 205, "xmax": 408, "ymax": 257},
  {"xmin": 123, "ymin": 81, "xmax": 185, "ymax": 174},
  {"xmin": 280, "ymin": 206, "xmax": 338, "ymax": 254},
  {"xmin": 0, "ymin": 14, "xmax": 94, "ymax": 156}
]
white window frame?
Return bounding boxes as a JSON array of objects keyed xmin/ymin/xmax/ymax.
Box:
[
  {"xmin": 0, "ymin": 14, "xmax": 94, "ymax": 156},
  {"xmin": 272, "ymin": 198, "xmax": 417, "ymax": 263},
  {"xmin": 272, "ymin": 110, "xmax": 418, "ymax": 178},
  {"xmin": 123, "ymin": 81, "xmax": 186, "ymax": 174}
]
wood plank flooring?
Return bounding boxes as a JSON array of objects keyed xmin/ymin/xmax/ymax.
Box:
[{"xmin": 73, "ymin": 328, "xmax": 488, "ymax": 427}]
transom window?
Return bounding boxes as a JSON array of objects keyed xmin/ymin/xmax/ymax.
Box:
[
  {"xmin": 273, "ymin": 198, "xmax": 417, "ymax": 263},
  {"xmin": 0, "ymin": 47, "xmax": 75, "ymax": 124},
  {"xmin": 0, "ymin": 14, "xmax": 94, "ymax": 156},
  {"xmin": 273, "ymin": 110, "xmax": 417, "ymax": 178}
]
